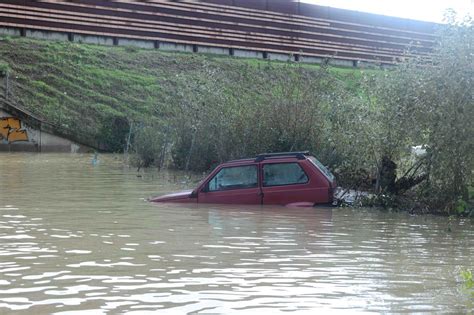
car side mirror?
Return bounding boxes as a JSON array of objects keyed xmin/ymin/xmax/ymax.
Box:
[
  {"xmin": 201, "ymin": 184, "xmax": 209, "ymax": 193},
  {"xmin": 190, "ymin": 189, "xmax": 198, "ymax": 198}
]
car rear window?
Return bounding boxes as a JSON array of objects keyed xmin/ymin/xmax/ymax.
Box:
[
  {"xmin": 309, "ymin": 157, "xmax": 335, "ymax": 181},
  {"xmin": 263, "ymin": 163, "xmax": 308, "ymax": 187},
  {"xmin": 208, "ymin": 165, "xmax": 257, "ymax": 191}
]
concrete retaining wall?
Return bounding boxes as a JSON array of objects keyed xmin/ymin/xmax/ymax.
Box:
[
  {"xmin": 233, "ymin": 49, "xmax": 264, "ymax": 59},
  {"xmin": 267, "ymin": 52, "xmax": 292, "ymax": 62},
  {"xmin": 26, "ymin": 29, "xmax": 69, "ymax": 42},
  {"xmin": 0, "ymin": 27, "xmax": 21, "ymax": 37},
  {"xmin": 73, "ymin": 34, "xmax": 115, "ymax": 46},
  {"xmin": 159, "ymin": 41, "xmax": 194, "ymax": 53},
  {"xmin": 198, "ymin": 45, "xmax": 230, "ymax": 55},
  {"xmin": 0, "ymin": 109, "xmax": 92, "ymax": 153},
  {"xmin": 299, "ymin": 56, "xmax": 324, "ymax": 64},
  {"xmin": 117, "ymin": 38, "xmax": 155, "ymax": 49}
]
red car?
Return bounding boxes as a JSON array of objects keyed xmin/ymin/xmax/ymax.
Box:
[{"xmin": 150, "ymin": 152, "xmax": 336, "ymax": 206}]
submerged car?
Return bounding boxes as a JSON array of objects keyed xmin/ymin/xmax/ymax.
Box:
[{"xmin": 150, "ymin": 152, "xmax": 336, "ymax": 206}]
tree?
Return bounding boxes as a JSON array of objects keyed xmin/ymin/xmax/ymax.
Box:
[{"xmin": 332, "ymin": 15, "xmax": 473, "ymax": 212}]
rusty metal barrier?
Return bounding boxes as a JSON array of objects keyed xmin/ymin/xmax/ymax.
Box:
[{"xmin": 0, "ymin": 0, "xmax": 436, "ymax": 64}]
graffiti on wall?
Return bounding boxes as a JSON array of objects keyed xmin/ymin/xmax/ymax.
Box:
[{"xmin": 0, "ymin": 117, "xmax": 29, "ymax": 143}]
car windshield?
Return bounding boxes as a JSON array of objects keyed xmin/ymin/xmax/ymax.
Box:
[
  {"xmin": 208, "ymin": 165, "xmax": 257, "ymax": 191},
  {"xmin": 309, "ymin": 156, "xmax": 335, "ymax": 181}
]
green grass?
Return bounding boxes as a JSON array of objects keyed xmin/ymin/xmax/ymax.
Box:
[{"xmin": 0, "ymin": 36, "xmax": 377, "ymax": 149}]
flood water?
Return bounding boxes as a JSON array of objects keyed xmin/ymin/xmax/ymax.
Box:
[{"xmin": 0, "ymin": 153, "xmax": 473, "ymax": 314}]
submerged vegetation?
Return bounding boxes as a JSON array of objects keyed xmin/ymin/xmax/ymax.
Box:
[
  {"xmin": 461, "ymin": 269, "xmax": 474, "ymax": 303},
  {"xmin": 462, "ymin": 269, "xmax": 473, "ymax": 289},
  {"xmin": 0, "ymin": 17, "xmax": 472, "ymax": 215}
]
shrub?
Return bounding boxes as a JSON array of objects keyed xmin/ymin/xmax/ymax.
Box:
[{"xmin": 0, "ymin": 61, "xmax": 9, "ymax": 76}]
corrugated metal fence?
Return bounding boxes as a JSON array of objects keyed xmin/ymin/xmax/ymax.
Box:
[{"xmin": 0, "ymin": 0, "xmax": 437, "ymax": 64}]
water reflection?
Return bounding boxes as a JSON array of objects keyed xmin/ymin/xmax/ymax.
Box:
[{"xmin": 0, "ymin": 153, "xmax": 473, "ymax": 313}]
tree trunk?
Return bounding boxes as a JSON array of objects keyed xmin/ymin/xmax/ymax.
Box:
[{"xmin": 379, "ymin": 155, "xmax": 397, "ymax": 193}]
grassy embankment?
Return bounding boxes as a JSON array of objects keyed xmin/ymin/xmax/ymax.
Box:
[{"xmin": 0, "ymin": 36, "xmax": 370, "ymax": 151}]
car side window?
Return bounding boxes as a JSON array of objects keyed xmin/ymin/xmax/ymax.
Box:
[
  {"xmin": 263, "ymin": 163, "xmax": 308, "ymax": 187},
  {"xmin": 208, "ymin": 165, "xmax": 258, "ymax": 192}
]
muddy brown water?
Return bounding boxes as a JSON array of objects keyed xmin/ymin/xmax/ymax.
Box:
[{"xmin": 0, "ymin": 153, "xmax": 473, "ymax": 314}]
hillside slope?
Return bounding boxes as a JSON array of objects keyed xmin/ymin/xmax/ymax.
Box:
[{"xmin": 0, "ymin": 36, "xmax": 367, "ymax": 151}]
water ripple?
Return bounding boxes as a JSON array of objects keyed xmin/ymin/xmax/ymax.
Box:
[{"xmin": 0, "ymin": 153, "xmax": 473, "ymax": 313}]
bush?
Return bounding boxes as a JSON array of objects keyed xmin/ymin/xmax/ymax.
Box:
[
  {"xmin": 329, "ymin": 16, "xmax": 473, "ymax": 213},
  {"xmin": 0, "ymin": 61, "xmax": 9, "ymax": 76}
]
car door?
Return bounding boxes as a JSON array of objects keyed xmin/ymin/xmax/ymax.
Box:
[
  {"xmin": 198, "ymin": 164, "xmax": 262, "ymax": 204},
  {"xmin": 261, "ymin": 161, "xmax": 317, "ymax": 205}
]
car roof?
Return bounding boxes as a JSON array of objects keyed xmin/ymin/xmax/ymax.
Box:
[
  {"xmin": 255, "ymin": 151, "xmax": 309, "ymax": 162},
  {"xmin": 222, "ymin": 152, "xmax": 310, "ymax": 166}
]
